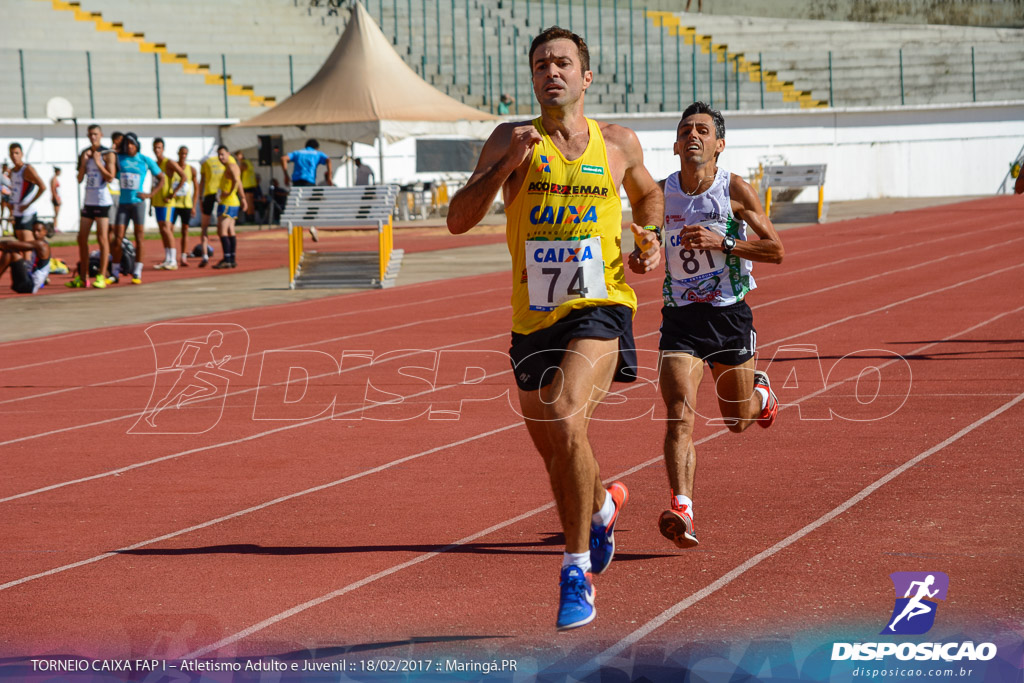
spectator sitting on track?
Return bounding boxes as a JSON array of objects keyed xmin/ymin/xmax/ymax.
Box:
[{"xmin": 0, "ymin": 220, "xmax": 51, "ymax": 294}]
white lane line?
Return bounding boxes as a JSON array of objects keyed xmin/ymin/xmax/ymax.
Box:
[
  {"xmin": 1, "ymin": 300, "xmax": 1019, "ymax": 656},
  {"xmin": 0, "ymin": 285, "xmax": 506, "ymax": 374},
  {"xmin": 583, "ymin": 388, "xmax": 1024, "ymax": 673},
  {"xmin": 0, "ymin": 303, "xmax": 509, "ymax": 426},
  {"xmin": 176, "ymin": 304, "xmax": 1024, "ymax": 658},
  {"xmin": 0, "ymin": 331, "xmax": 509, "ymax": 503},
  {"xmin": 3, "ymin": 258, "xmax": 1021, "ymax": 507},
  {"xmin": 0, "ymin": 423, "xmax": 523, "ymax": 594}
]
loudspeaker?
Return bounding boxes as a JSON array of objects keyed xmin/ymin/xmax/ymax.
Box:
[{"xmin": 257, "ymin": 135, "xmax": 283, "ymax": 166}]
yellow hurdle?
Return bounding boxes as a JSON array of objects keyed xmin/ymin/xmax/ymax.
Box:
[{"xmin": 288, "ymin": 224, "xmax": 304, "ymax": 288}]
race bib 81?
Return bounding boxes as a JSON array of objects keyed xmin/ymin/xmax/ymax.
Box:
[{"xmin": 665, "ymin": 222, "xmax": 726, "ymax": 282}]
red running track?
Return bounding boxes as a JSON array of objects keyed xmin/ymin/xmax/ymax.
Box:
[{"xmin": 0, "ymin": 196, "xmax": 1021, "ymax": 673}]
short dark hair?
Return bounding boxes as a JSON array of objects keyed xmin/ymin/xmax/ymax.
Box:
[
  {"xmin": 681, "ymin": 101, "xmax": 725, "ymax": 140},
  {"xmin": 529, "ymin": 26, "xmax": 590, "ymax": 73},
  {"xmin": 111, "ymin": 131, "xmax": 123, "ymax": 140},
  {"xmin": 217, "ymin": 144, "xmax": 229, "ymax": 154},
  {"xmin": 87, "ymin": 124, "xmax": 102, "ymax": 134},
  {"xmin": 305, "ymin": 139, "xmax": 319, "ymax": 149},
  {"xmin": 9, "ymin": 142, "xmax": 21, "ymax": 152},
  {"xmin": 153, "ymin": 137, "xmax": 165, "ymax": 147}
]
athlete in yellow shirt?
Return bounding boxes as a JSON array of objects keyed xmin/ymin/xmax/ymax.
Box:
[
  {"xmin": 212, "ymin": 145, "xmax": 246, "ymax": 269},
  {"xmin": 197, "ymin": 153, "xmax": 226, "ymax": 267},
  {"xmin": 235, "ymin": 150, "xmax": 257, "ymax": 223},
  {"xmin": 151, "ymin": 138, "xmax": 184, "ymax": 270},
  {"xmin": 170, "ymin": 145, "xmax": 199, "ymax": 267},
  {"xmin": 447, "ymin": 26, "xmax": 663, "ymax": 631}
]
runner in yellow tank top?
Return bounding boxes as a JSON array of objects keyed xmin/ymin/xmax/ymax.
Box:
[
  {"xmin": 197, "ymin": 153, "xmax": 226, "ymax": 266},
  {"xmin": 505, "ymin": 116, "xmax": 637, "ymax": 335},
  {"xmin": 212, "ymin": 146, "xmax": 246, "ymax": 269},
  {"xmin": 447, "ymin": 26, "xmax": 663, "ymax": 632},
  {"xmin": 151, "ymin": 138, "xmax": 184, "ymax": 270},
  {"xmin": 171, "ymin": 145, "xmax": 199, "ymax": 267}
]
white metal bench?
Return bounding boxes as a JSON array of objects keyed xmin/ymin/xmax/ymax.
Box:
[
  {"xmin": 761, "ymin": 164, "xmax": 828, "ymax": 223},
  {"xmin": 282, "ymin": 185, "xmax": 403, "ymax": 289}
]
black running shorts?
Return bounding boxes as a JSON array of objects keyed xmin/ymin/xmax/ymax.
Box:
[
  {"xmin": 201, "ymin": 194, "xmax": 217, "ymax": 216},
  {"xmin": 81, "ymin": 204, "xmax": 110, "ymax": 219},
  {"xmin": 172, "ymin": 207, "xmax": 193, "ymax": 226},
  {"xmin": 509, "ymin": 304, "xmax": 638, "ymax": 392},
  {"xmin": 10, "ymin": 259, "xmax": 33, "ymax": 294},
  {"xmin": 659, "ymin": 300, "xmax": 756, "ymax": 366}
]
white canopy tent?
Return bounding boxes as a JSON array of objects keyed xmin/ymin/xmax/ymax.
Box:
[{"xmin": 222, "ymin": 0, "xmax": 498, "ymax": 180}]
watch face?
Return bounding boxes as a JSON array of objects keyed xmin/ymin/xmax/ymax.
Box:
[{"xmin": 724, "ymin": 236, "xmax": 735, "ymax": 251}]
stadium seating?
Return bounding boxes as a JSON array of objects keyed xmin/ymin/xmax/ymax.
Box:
[{"xmin": 4, "ymin": 0, "xmax": 1022, "ymax": 120}]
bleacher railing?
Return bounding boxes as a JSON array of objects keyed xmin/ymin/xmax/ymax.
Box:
[{"xmin": 3, "ymin": 21, "xmax": 1020, "ymax": 119}]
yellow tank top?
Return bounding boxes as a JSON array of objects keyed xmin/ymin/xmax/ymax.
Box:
[
  {"xmin": 171, "ymin": 164, "xmax": 194, "ymax": 209},
  {"xmin": 218, "ymin": 159, "xmax": 240, "ymax": 207},
  {"xmin": 150, "ymin": 157, "xmax": 172, "ymax": 208},
  {"xmin": 504, "ymin": 118, "xmax": 635, "ymax": 335},
  {"xmin": 240, "ymin": 159, "xmax": 256, "ymax": 189},
  {"xmin": 201, "ymin": 156, "xmax": 225, "ymax": 197}
]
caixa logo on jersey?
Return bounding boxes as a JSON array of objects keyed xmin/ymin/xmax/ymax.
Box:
[
  {"xmin": 831, "ymin": 572, "xmax": 997, "ymax": 663},
  {"xmin": 529, "ymin": 204, "xmax": 598, "ymax": 225},
  {"xmin": 130, "ymin": 323, "xmax": 250, "ymax": 435},
  {"xmin": 531, "ymin": 244, "xmax": 597, "ymax": 264}
]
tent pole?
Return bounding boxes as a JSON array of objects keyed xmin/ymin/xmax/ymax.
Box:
[{"xmin": 377, "ymin": 133, "xmax": 384, "ymax": 183}]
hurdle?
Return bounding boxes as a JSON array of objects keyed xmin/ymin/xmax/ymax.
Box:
[
  {"xmin": 282, "ymin": 185, "xmax": 403, "ymax": 289},
  {"xmin": 762, "ymin": 164, "xmax": 828, "ymax": 223}
]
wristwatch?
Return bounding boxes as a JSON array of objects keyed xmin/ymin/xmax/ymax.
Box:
[{"xmin": 722, "ymin": 235, "xmax": 736, "ymax": 255}]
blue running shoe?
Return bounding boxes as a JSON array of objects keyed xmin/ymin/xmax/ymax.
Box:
[
  {"xmin": 556, "ymin": 565, "xmax": 596, "ymax": 631},
  {"xmin": 589, "ymin": 481, "xmax": 629, "ymax": 575}
]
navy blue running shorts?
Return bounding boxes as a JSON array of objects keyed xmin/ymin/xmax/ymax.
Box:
[{"xmin": 509, "ymin": 304, "xmax": 638, "ymax": 392}]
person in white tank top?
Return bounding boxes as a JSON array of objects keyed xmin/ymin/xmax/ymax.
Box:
[
  {"xmin": 6, "ymin": 142, "xmax": 45, "ymax": 241},
  {"xmin": 69, "ymin": 124, "xmax": 118, "ymax": 289},
  {"xmin": 628, "ymin": 102, "xmax": 785, "ymax": 551}
]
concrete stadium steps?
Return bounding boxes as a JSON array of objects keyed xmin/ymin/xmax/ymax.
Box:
[
  {"xmin": 673, "ymin": 13, "xmax": 1024, "ymax": 107},
  {"xmin": 5, "ymin": 0, "xmax": 1021, "ymax": 121}
]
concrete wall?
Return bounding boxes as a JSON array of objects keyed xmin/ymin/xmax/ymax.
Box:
[
  {"xmin": 4, "ymin": 100, "xmax": 1023, "ymax": 234},
  {"xmin": 360, "ymin": 100, "xmax": 1024, "ymax": 202}
]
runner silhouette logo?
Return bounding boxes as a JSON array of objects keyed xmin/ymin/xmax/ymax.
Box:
[
  {"xmin": 131, "ymin": 323, "xmax": 250, "ymax": 435},
  {"xmin": 882, "ymin": 572, "xmax": 949, "ymax": 635}
]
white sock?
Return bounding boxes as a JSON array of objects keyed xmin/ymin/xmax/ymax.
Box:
[
  {"xmin": 592, "ymin": 489, "xmax": 616, "ymax": 528},
  {"xmin": 112, "ymin": 264, "xmax": 121, "ymax": 277},
  {"xmin": 163, "ymin": 247, "xmax": 171, "ymax": 262},
  {"xmin": 134, "ymin": 262, "xmax": 143, "ymax": 277},
  {"xmin": 562, "ymin": 551, "xmax": 591, "ymax": 573},
  {"xmin": 673, "ymin": 494, "xmax": 694, "ymax": 519},
  {"xmin": 755, "ymin": 386, "xmax": 769, "ymax": 410},
  {"xmin": 169, "ymin": 248, "xmax": 177, "ymax": 262}
]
